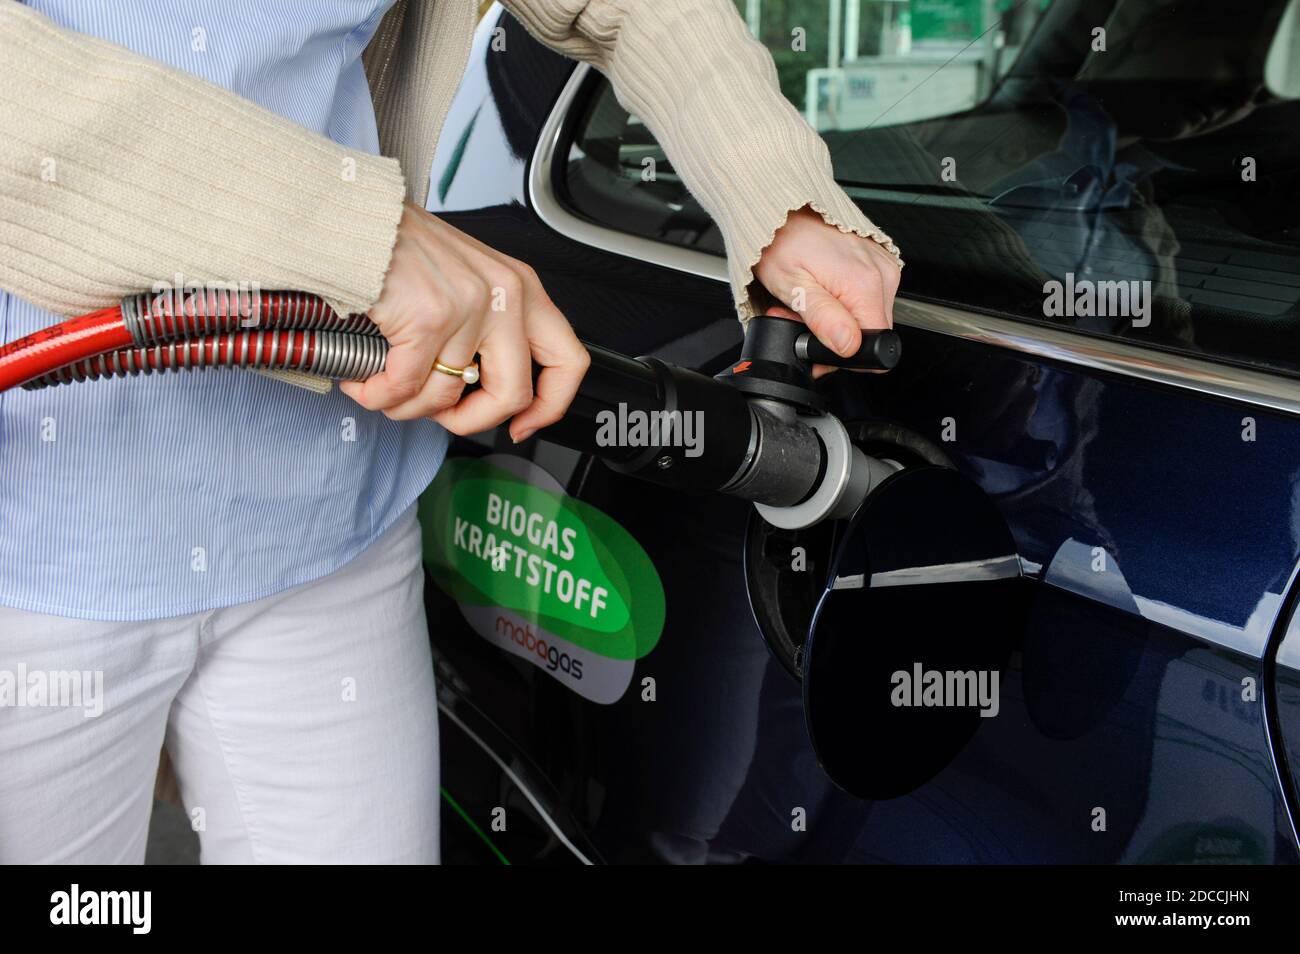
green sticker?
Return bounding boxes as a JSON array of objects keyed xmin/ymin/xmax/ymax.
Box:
[{"xmin": 423, "ymin": 457, "xmax": 664, "ymax": 662}]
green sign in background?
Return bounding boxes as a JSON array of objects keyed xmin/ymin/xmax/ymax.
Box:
[
  {"xmin": 421, "ymin": 458, "xmax": 665, "ymax": 661},
  {"xmin": 911, "ymin": 0, "xmax": 984, "ymax": 41}
]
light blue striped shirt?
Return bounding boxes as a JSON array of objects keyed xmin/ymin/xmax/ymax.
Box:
[{"xmin": 0, "ymin": 0, "xmax": 450, "ymax": 620}]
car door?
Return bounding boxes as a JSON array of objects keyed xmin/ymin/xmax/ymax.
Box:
[{"xmin": 423, "ymin": 1, "xmax": 1300, "ymax": 864}]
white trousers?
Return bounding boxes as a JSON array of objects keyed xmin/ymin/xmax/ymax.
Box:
[{"xmin": 0, "ymin": 506, "xmax": 439, "ymax": 864}]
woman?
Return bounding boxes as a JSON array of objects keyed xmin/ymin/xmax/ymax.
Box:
[{"xmin": 0, "ymin": 0, "xmax": 901, "ymax": 863}]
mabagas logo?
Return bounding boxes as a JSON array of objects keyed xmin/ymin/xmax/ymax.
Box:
[
  {"xmin": 495, "ymin": 614, "xmax": 584, "ymax": 680},
  {"xmin": 422, "ymin": 455, "xmax": 665, "ymax": 703}
]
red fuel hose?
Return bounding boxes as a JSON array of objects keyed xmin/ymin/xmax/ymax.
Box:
[
  {"xmin": 0, "ymin": 290, "xmax": 385, "ymax": 393},
  {"xmin": 0, "ymin": 306, "xmax": 132, "ymax": 393}
]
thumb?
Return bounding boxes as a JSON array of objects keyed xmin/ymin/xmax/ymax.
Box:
[
  {"xmin": 795, "ymin": 281, "xmax": 860, "ymax": 358},
  {"xmin": 759, "ymin": 305, "xmax": 835, "ymax": 380}
]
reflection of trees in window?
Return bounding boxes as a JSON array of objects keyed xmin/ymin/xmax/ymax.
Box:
[{"xmin": 735, "ymin": 0, "xmax": 833, "ymax": 110}]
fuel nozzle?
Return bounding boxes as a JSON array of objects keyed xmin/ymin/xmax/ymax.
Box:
[
  {"xmin": 714, "ymin": 315, "xmax": 901, "ymax": 412},
  {"xmin": 709, "ymin": 316, "xmax": 903, "ymax": 528},
  {"xmin": 523, "ymin": 317, "xmax": 904, "ymax": 529}
]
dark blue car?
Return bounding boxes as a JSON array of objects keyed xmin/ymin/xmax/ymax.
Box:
[{"xmin": 420, "ymin": 0, "xmax": 1300, "ymax": 865}]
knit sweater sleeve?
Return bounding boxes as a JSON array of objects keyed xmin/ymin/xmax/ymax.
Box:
[
  {"xmin": 499, "ymin": 0, "xmax": 904, "ymax": 321},
  {"xmin": 0, "ymin": 1, "xmax": 405, "ymax": 318}
]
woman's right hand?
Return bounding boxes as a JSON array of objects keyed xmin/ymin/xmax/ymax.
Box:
[{"xmin": 340, "ymin": 201, "xmax": 589, "ymax": 443}]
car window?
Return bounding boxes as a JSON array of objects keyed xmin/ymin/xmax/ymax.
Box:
[{"xmin": 558, "ymin": 0, "xmax": 1300, "ymax": 376}]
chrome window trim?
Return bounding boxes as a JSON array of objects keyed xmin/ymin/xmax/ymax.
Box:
[
  {"xmin": 530, "ymin": 65, "xmax": 729, "ymax": 284},
  {"xmin": 529, "ymin": 63, "xmax": 1300, "ymax": 418}
]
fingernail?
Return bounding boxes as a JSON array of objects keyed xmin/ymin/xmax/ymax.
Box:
[
  {"xmin": 512, "ymin": 427, "xmax": 537, "ymax": 444},
  {"xmin": 834, "ymin": 328, "xmax": 855, "ymax": 355}
]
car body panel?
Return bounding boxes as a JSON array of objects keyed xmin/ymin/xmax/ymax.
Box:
[{"xmin": 422, "ymin": 8, "xmax": 1300, "ymax": 864}]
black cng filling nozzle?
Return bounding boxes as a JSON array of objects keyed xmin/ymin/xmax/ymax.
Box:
[{"xmin": 538, "ymin": 316, "xmax": 903, "ymax": 530}]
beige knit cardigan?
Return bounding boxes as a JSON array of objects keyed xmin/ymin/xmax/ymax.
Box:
[{"xmin": 0, "ymin": 0, "xmax": 901, "ymax": 325}]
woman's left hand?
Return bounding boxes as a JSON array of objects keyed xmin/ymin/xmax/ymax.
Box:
[{"xmin": 752, "ymin": 205, "xmax": 901, "ymax": 377}]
